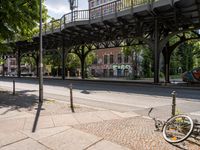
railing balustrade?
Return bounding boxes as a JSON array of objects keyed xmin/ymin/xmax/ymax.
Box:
[{"xmin": 42, "ymin": 0, "xmax": 159, "ymax": 34}]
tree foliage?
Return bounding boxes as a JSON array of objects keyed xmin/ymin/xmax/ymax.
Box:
[
  {"xmin": 0, "ymin": 0, "xmax": 48, "ymax": 51},
  {"xmin": 169, "ymin": 31, "xmax": 200, "ymax": 75},
  {"xmin": 122, "ymin": 44, "xmax": 148, "ymax": 78}
]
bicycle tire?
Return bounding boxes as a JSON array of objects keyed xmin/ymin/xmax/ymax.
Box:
[{"xmin": 163, "ymin": 114, "xmax": 194, "ymax": 143}]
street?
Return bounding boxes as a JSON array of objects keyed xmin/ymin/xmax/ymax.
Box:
[{"xmin": 0, "ymin": 77, "xmax": 200, "ymax": 119}]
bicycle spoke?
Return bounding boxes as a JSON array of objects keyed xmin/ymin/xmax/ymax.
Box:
[{"xmin": 163, "ymin": 115, "xmax": 194, "ymax": 143}]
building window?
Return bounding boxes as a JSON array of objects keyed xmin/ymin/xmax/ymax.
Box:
[
  {"xmin": 103, "ymin": 69, "xmax": 108, "ymax": 77},
  {"xmin": 90, "ymin": 1, "xmax": 94, "ymax": 8},
  {"xmin": 124, "ymin": 55, "xmax": 129, "ymax": 63},
  {"xmin": 109, "ymin": 69, "xmax": 113, "ymax": 77},
  {"xmin": 104, "ymin": 55, "xmax": 108, "ymax": 64},
  {"xmin": 93, "ymin": 58, "xmax": 97, "ymax": 64},
  {"xmin": 110, "ymin": 55, "xmax": 113, "ymax": 64},
  {"xmin": 124, "ymin": 69, "xmax": 129, "ymax": 77},
  {"xmin": 91, "ymin": 69, "xmax": 95, "ymax": 76},
  {"xmin": 10, "ymin": 60, "xmax": 16, "ymax": 65},
  {"xmin": 118, "ymin": 54, "xmax": 122, "ymax": 64},
  {"xmin": 96, "ymin": 0, "xmax": 100, "ymax": 5}
]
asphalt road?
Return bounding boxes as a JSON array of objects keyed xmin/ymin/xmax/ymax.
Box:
[{"xmin": 0, "ymin": 77, "xmax": 200, "ymax": 119}]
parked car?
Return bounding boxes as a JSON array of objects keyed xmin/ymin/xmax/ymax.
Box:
[
  {"xmin": 21, "ymin": 72, "xmax": 33, "ymax": 77},
  {"xmin": 182, "ymin": 67, "xmax": 200, "ymax": 83},
  {"xmin": 7, "ymin": 72, "xmax": 17, "ymax": 77}
]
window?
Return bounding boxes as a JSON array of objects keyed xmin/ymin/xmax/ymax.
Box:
[
  {"xmin": 96, "ymin": 0, "xmax": 100, "ymax": 5},
  {"xmin": 124, "ymin": 69, "xmax": 129, "ymax": 77},
  {"xmin": 109, "ymin": 69, "xmax": 113, "ymax": 77},
  {"xmin": 91, "ymin": 69, "xmax": 96, "ymax": 76},
  {"xmin": 10, "ymin": 60, "xmax": 16, "ymax": 65},
  {"xmin": 110, "ymin": 55, "xmax": 113, "ymax": 64},
  {"xmin": 103, "ymin": 69, "xmax": 108, "ymax": 77},
  {"xmin": 118, "ymin": 54, "xmax": 122, "ymax": 64},
  {"xmin": 104, "ymin": 55, "xmax": 108, "ymax": 64},
  {"xmin": 124, "ymin": 55, "xmax": 129, "ymax": 63},
  {"xmin": 90, "ymin": 1, "xmax": 94, "ymax": 8},
  {"xmin": 93, "ymin": 58, "xmax": 97, "ymax": 64}
]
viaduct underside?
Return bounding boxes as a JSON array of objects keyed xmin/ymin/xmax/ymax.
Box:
[{"xmin": 1, "ymin": 0, "xmax": 200, "ymax": 83}]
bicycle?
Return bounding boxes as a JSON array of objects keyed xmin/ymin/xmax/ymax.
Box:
[{"xmin": 148, "ymin": 108, "xmax": 200, "ymax": 143}]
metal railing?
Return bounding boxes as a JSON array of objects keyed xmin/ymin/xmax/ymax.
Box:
[{"xmin": 42, "ymin": 0, "xmax": 158, "ymax": 34}]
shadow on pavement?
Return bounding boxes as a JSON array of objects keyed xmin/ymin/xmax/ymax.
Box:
[
  {"xmin": 0, "ymin": 90, "xmax": 38, "ymax": 115},
  {"xmin": 32, "ymin": 102, "xmax": 43, "ymax": 133}
]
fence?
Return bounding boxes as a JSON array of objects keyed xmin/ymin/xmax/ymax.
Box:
[{"xmin": 42, "ymin": 0, "xmax": 159, "ymax": 34}]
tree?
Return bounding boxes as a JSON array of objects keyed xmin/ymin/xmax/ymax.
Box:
[
  {"xmin": 122, "ymin": 44, "xmax": 145, "ymax": 79},
  {"xmin": 66, "ymin": 53, "xmax": 80, "ymax": 71},
  {"xmin": 0, "ymin": 0, "xmax": 48, "ymax": 51},
  {"xmin": 141, "ymin": 48, "xmax": 153, "ymax": 78}
]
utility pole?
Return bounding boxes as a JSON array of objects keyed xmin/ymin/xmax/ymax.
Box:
[{"xmin": 39, "ymin": 0, "xmax": 43, "ymax": 103}]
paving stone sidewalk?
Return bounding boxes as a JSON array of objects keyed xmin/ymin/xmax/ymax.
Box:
[{"xmin": 0, "ymin": 91, "xmax": 199, "ymax": 150}]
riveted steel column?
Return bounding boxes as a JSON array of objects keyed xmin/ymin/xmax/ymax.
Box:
[
  {"xmin": 2, "ymin": 63, "xmax": 5, "ymax": 77},
  {"xmin": 62, "ymin": 43, "xmax": 66, "ymax": 80},
  {"xmin": 163, "ymin": 44, "xmax": 170, "ymax": 83},
  {"xmin": 17, "ymin": 49, "xmax": 21, "ymax": 78},
  {"xmin": 80, "ymin": 46, "xmax": 86, "ymax": 79},
  {"xmin": 2, "ymin": 55, "xmax": 5, "ymax": 77},
  {"xmin": 154, "ymin": 18, "xmax": 159, "ymax": 83}
]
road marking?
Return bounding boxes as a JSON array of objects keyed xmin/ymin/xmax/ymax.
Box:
[{"xmin": 190, "ymin": 111, "xmax": 200, "ymax": 116}]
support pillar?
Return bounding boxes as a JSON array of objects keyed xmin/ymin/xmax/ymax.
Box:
[
  {"xmin": 154, "ymin": 19, "xmax": 160, "ymax": 83},
  {"xmin": 62, "ymin": 46, "xmax": 66, "ymax": 80},
  {"xmin": 17, "ymin": 49, "xmax": 21, "ymax": 78},
  {"xmin": 81, "ymin": 57, "xmax": 85, "ymax": 79},
  {"xmin": 80, "ymin": 46, "xmax": 86, "ymax": 80},
  {"xmin": 163, "ymin": 44, "xmax": 171, "ymax": 83},
  {"xmin": 2, "ymin": 57, "xmax": 5, "ymax": 77}
]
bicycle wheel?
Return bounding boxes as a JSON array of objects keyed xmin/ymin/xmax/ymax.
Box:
[{"xmin": 163, "ymin": 114, "xmax": 194, "ymax": 143}]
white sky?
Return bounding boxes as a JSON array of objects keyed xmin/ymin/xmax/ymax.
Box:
[{"xmin": 45, "ymin": 0, "xmax": 89, "ymax": 19}]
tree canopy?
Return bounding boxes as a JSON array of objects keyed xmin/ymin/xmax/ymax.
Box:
[{"xmin": 0, "ymin": 0, "xmax": 48, "ymax": 51}]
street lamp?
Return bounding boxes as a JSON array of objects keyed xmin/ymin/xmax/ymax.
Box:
[
  {"xmin": 39, "ymin": 0, "xmax": 43, "ymax": 103},
  {"xmin": 68, "ymin": 0, "xmax": 78, "ymax": 22}
]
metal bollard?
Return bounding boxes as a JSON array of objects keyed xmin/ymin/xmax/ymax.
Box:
[
  {"xmin": 69, "ymin": 84, "xmax": 75, "ymax": 113},
  {"xmin": 171, "ymin": 91, "xmax": 176, "ymax": 116},
  {"xmin": 13, "ymin": 80, "xmax": 15, "ymax": 95}
]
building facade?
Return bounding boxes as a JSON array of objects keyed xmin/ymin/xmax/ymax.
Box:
[
  {"xmin": 0, "ymin": 58, "xmax": 33, "ymax": 76},
  {"xmin": 4, "ymin": 58, "xmax": 17, "ymax": 74},
  {"xmin": 90, "ymin": 48, "xmax": 133, "ymax": 77}
]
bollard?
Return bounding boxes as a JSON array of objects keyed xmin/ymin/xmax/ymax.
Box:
[
  {"xmin": 13, "ymin": 80, "xmax": 15, "ymax": 95},
  {"xmin": 171, "ymin": 91, "xmax": 176, "ymax": 116},
  {"xmin": 69, "ymin": 84, "xmax": 75, "ymax": 113}
]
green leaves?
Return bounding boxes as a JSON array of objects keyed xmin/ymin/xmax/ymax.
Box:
[{"xmin": 0, "ymin": 0, "xmax": 48, "ymax": 52}]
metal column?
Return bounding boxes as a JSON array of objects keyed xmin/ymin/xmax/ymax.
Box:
[
  {"xmin": 62, "ymin": 45, "xmax": 66, "ymax": 80},
  {"xmin": 2, "ymin": 56, "xmax": 5, "ymax": 77},
  {"xmin": 164, "ymin": 45, "xmax": 170, "ymax": 83},
  {"xmin": 17, "ymin": 49, "xmax": 21, "ymax": 78},
  {"xmin": 154, "ymin": 19, "xmax": 159, "ymax": 83}
]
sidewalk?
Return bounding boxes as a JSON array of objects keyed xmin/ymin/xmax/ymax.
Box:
[{"xmin": 0, "ymin": 91, "xmax": 199, "ymax": 150}]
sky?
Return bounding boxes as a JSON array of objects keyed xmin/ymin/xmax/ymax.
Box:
[{"xmin": 45, "ymin": 0, "xmax": 88, "ymax": 19}]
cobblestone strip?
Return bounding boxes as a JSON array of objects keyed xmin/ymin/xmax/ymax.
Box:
[{"xmin": 73, "ymin": 117, "xmax": 200, "ymax": 150}]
